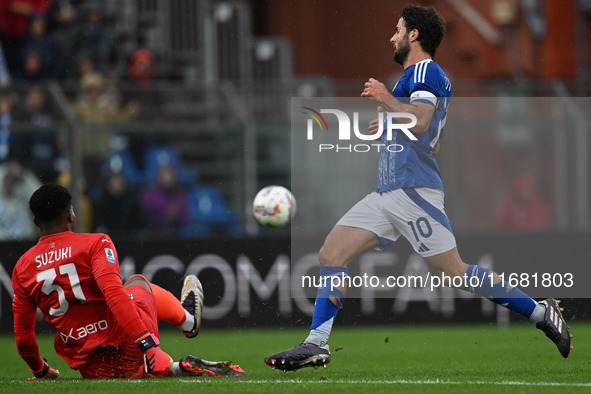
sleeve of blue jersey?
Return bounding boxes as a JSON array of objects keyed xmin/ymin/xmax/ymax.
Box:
[{"xmin": 408, "ymin": 62, "xmax": 443, "ymax": 106}]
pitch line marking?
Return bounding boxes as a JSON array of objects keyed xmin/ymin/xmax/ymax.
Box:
[
  {"xmin": 205, "ymin": 379, "xmax": 591, "ymax": 387},
  {"xmin": 83, "ymin": 379, "xmax": 591, "ymax": 387}
]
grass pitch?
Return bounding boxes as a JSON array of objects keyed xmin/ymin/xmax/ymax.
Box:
[{"xmin": 1, "ymin": 323, "xmax": 589, "ymax": 393}]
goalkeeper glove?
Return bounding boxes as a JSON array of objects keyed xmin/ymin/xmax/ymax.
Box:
[
  {"xmin": 27, "ymin": 358, "xmax": 59, "ymax": 380},
  {"xmin": 135, "ymin": 333, "xmax": 173, "ymax": 377}
]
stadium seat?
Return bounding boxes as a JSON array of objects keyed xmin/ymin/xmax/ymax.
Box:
[
  {"xmin": 103, "ymin": 149, "xmax": 146, "ymax": 184},
  {"xmin": 143, "ymin": 145, "xmax": 196, "ymax": 185},
  {"xmin": 187, "ymin": 186, "xmax": 242, "ymax": 238},
  {"xmin": 188, "ymin": 186, "xmax": 231, "ymax": 222}
]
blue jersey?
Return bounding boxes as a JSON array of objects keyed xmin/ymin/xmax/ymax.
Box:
[{"xmin": 376, "ymin": 59, "xmax": 452, "ymax": 193}]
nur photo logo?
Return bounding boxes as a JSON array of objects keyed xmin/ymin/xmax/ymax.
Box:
[{"xmin": 302, "ymin": 107, "xmax": 417, "ymax": 153}]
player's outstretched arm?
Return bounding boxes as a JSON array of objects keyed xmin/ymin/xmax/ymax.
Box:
[
  {"xmin": 12, "ymin": 282, "xmax": 59, "ymax": 380},
  {"xmin": 14, "ymin": 314, "xmax": 60, "ymax": 380}
]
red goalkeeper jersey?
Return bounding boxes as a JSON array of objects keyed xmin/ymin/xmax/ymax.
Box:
[{"xmin": 12, "ymin": 231, "xmax": 149, "ymax": 369}]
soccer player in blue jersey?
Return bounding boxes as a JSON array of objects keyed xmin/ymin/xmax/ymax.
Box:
[{"xmin": 265, "ymin": 4, "xmax": 571, "ymax": 371}]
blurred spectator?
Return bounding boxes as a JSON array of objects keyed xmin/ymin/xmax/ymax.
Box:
[
  {"xmin": 46, "ymin": 0, "xmax": 76, "ymax": 36},
  {"xmin": 93, "ymin": 171, "xmax": 144, "ymax": 239},
  {"xmin": 18, "ymin": 48, "xmax": 45, "ymax": 80},
  {"xmin": 17, "ymin": 13, "xmax": 60, "ymax": 80},
  {"xmin": 0, "ymin": 0, "xmax": 51, "ymax": 74},
  {"xmin": 0, "ymin": 92, "xmax": 14, "ymax": 162},
  {"xmin": 103, "ymin": 70, "xmax": 126, "ymax": 108},
  {"xmin": 493, "ymin": 172, "xmax": 553, "ymax": 231},
  {"xmin": 128, "ymin": 47, "xmax": 154, "ymax": 88},
  {"xmin": 15, "ymin": 84, "xmax": 55, "ymax": 127},
  {"xmin": 72, "ymin": 3, "xmax": 105, "ymax": 68},
  {"xmin": 13, "ymin": 85, "xmax": 59, "ymax": 181},
  {"xmin": 0, "ymin": 161, "xmax": 41, "ymax": 240},
  {"xmin": 73, "ymin": 71, "xmax": 140, "ymax": 180},
  {"xmin": 73, "ymin": 71, "xmax": 139, "ymax": 123},
  {"xmin": 75, "ymin": 52, "xmax": 95, "ymax": 80},
  {"xmin": 45, "ymin": 0, "xmax": 76, "ymax": 78},
  {"xmin": 140, "ymin": 163, "xmax": 190, "ymax": 236},
  {"xmin": 0, "ymin": 42, "xmax": 10, "ymax": 85},
  {"xmin": 69, "ymin": 2, "xmax": 122, "ymax": 75}
]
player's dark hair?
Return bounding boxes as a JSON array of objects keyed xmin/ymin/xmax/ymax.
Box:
[
  {"xmin": 400, "ymin": 4, "xmax": 446, "ymax": 58},
  {"xmin": 29, "ymin": 184, "xmax": 72, "ymax": 224}
]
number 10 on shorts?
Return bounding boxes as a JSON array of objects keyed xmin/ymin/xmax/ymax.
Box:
[{"xmin": 407, "ymin": 217, "xmax": 433, "ymax": 242}]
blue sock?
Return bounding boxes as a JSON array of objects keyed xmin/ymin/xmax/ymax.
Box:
[
  {"xmin": 304, "ymin": 266, "xmax": 348, "ymax": 346},
  {"xmin": 464, "ymin": 265, "xmax": 538, "ymax": 318}
]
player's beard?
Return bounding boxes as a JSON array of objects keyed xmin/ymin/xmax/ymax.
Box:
[{"xmin": 393, "ymin": 33, "xmax": 410, "ymax": 65}]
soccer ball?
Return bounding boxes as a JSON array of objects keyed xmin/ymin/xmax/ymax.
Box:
[{"xmin": 253, "ymin": 186, "xmax": 296, "ymax": 227}]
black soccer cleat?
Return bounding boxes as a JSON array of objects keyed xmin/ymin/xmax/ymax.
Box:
[
  {"xmin": 180, "ymin": 275, "xmax": 204, "ymax": 338},
  {"xmin": 265, "ymin": 343, "xmax": 331, "ymax": 371},
  {"xmin": 179, "ymin": 355, "xmax": 244, "ymax": 377},
  {"xmin": 536, "ymin": 298, "xmax": 572, "ymax": 358}
]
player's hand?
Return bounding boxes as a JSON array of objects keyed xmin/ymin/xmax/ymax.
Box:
[
  {"xmin": 27, "ymin": 358, "xmax": 59, "ymax": 380},
  {"xmin": 361, "ymin": 78, "xmax": 392, "ymax": 99},
  {"xmin": 135, "ymin": 333, "xmax": 173, "ymax": 377},
  {"xmin": 368, "ymin": 106, "xmax": 384, "ymax": 135},
  {"xmin": 144, "ymin": 346, "xmax": 173, "ymax": 377}
]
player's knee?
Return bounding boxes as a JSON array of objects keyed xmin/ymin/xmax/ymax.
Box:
[
  {"xmin": 124, "ymin": 275, "xmax": 152, "ymax": 292},
  {"xmin": 318, "ymin": 244, "xmax": 345, "ymax": 267}
]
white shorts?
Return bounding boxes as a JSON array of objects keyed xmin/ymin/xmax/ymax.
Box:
[{"xmin": 336, "ymin": 187, "xmax": 456, "ymax": 257}]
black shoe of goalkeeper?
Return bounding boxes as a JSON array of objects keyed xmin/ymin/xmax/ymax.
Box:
[
  {"xmin": 265, "ymin": 343, "xmax": 331, "ymax": 371},
  {"xmin": 536, "ymin": 298, "xmax": 572, "ymax": 358}
]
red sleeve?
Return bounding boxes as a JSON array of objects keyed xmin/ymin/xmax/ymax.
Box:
[
  {"xmin": 90, "ymin": 236, "xmax": 149, "ymax": 341},
  {"xmin": 12, "ymin": 267, "xmax": 44, "ymax": 373}
]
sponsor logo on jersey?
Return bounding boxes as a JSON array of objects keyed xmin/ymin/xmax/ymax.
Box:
[
  {"xmin": 105, "ymin": 248, "xmax": 116, "ymax": 264},
  {"xmin": 59, "ymin": 320, "xmax": 109, "ymax": 343}
]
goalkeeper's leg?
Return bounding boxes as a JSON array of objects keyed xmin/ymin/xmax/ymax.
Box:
[{"xmin": 126, "ymin": 274, "xmax": 200, "ymax": 337}]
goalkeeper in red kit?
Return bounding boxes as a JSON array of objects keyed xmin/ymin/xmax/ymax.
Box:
[{"xmin": 12, "ymin": 183, "xmax": 243, "ymax": 379}]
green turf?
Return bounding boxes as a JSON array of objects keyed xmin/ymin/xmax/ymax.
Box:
[{"xmin": 1, "ymin": 322, "xmax": 589, "ymax": 393}]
